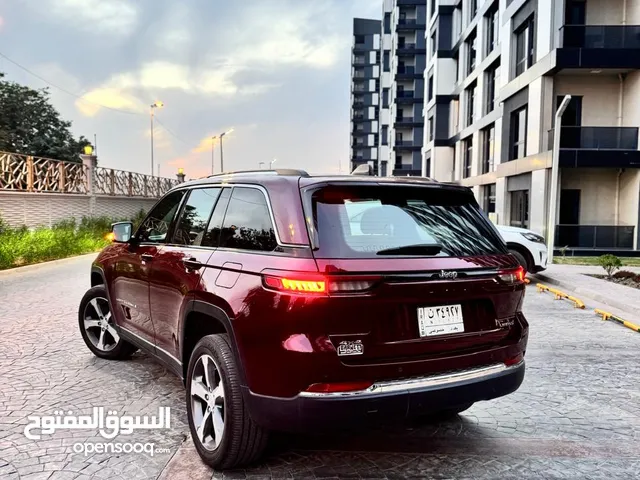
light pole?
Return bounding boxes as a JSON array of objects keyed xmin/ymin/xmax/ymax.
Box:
[
  {"xmin": 547, "ymin": 94, "xmax": 572, "ymax": 265},
  {"xmin": 150, "ymin": 101, "xmax": 164, "ymax": 176},
  {"xmin": 218, "ymin": 128, "xmax": 234, "ymax": 173},
  {"xmin": 211, "ymin": 135, "xmax": 218, "ymax": 175},
  {"xmin": 270, "ymin": 158, "xmax": 277, "ymax": 169}
]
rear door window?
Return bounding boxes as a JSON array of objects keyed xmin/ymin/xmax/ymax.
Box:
[
  {"xmin": 218, "ymin": 187, "xmax": 278, "ymax": 252},
  {"xmin": 306, "ymin": 185, "xmax": 507, "ymax": 258},
  {"xmin": 171, "ymin": 188, "xmax": 221, "ymax": 246}
]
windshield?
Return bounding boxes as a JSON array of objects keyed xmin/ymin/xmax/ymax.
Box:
[{"xmin": 306, "ymin": 185, "xmax": 508, "ymax": 259}]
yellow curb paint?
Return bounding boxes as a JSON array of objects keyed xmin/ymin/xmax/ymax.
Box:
[
  {"xmin": 595, "ymin": 309, "xmax": 640, "ymax": 333},
  {"xmin": 536, "ymin": 283, "xmax": 585, "ymax": 309}
]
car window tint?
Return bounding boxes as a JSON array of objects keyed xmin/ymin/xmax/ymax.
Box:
[
  {"xmin": 219, "ymin": 187, "xmax": 277, "ymax": 252},
  {"xmin": 202, "ymin": 188, "xmax": 231, "ymax": 248},
  {"xmin": 138, "ymin": 190, "xmax": 186, "ymax": 243},
  {"xmin": 171, "ymin": 188, "xmax": 221, "ymax": 246}
]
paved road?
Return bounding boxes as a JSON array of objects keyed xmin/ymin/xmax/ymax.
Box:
[{"xmin": 0, "ymin": 255, "xmax": 639, "ymax": 479}]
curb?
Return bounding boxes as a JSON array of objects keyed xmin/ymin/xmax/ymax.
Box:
[
  {"xmin": 157, "ymin": 437, "xmax": 213, "ymax": 480},
  {"xmin": 536, "ymin": 283, "xmax": 585, "ymax": 309},
  {"xmin": 0, "ymin": 252, "xmax": 98, "ymax": 276},
  {"xmin": 531, "ymin": 271, "xmax": 637, "ymax": 318},
  {"xmin": 595, "ymin": 309, "xmax": 640, "ymax": 333}
]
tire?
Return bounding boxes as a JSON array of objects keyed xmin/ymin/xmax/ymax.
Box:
[
  {"xmin": 78, "ymin": 285, "xmax": 138, "ymax": 360},
  {"xmin": 509, "ymin": 249, "xmax": 530, "ymax": 272},
  {"xmin": 186, "ymin": 334, "xmax": 269, "ymax": 470}
]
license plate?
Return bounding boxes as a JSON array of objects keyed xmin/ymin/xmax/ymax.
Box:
[{"xmin": 417, "ymin": 304, "xmax": 464, "ymax": 337}]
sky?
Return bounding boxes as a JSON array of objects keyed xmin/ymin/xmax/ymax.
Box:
[{"xmin": 0, "ymin": 0, "xmax": 380, "ymax": 179}]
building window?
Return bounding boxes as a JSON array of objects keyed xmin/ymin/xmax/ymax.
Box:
[
  {"xmin": 463, "ymin": 137, "xmax": 473, "ymax": 178},
  {"xmin": 485, "ymin": 61, "xmax": 499, "ymax": 114},
  {"xmin": 425, "ymin": 154, "xmax": 431, "ymax": 177},
  {"xmin": 453, "ymin": 51, "xmax": 460, "ymax": 83},
  {"xmin": 466, "ymin": 81, "xmax": 476, "ymax": 127},
  {"xmin": 486, "ymin": 2, "xmax": 499, "ymax": 55},
  {"xmin": 384, "ymin": 12, "xmax": 391, "ymax": 34},
  {"xmin": 383, "ymin": 51, "xmax": 390, "ymax": 72},
  {"xmin": 515, "ymin": 17, "xmax": 535, "ymax": 77},
  {"xmin": 482, "ymin": 124, "xmax": 495, "ymax": 174},
  {"xmin": 428, "ymin": 116, "xmax": 434, "ymax": 141},
  {"xmin": 431, "ymin": 31, "xmax": 437, "ymax": 56},
  {"xmin": 483, "ymin": 184, "xmax": 496, "ymax": 214},
  {"xmin": 466, "ymin": 29, "xmax": 477, "ymax": 75},
  {"xmin": 510, "ymin": 106, "xmax": 528, "ymax": 160},
  {"xmin": 431, "ymin": 0, "xmax": 436, "ymax": 19},
  {"xmin": 381, "ymin": 125, "xmax": 388, "ymax": 145},
  {"xmin": 428, "ymin": 74, "xmax": 434, "ymax": 101},
  {"xmin": 510, "ymin": 190, "xmax": 529, "ymax": 229},
  {"xmin": 469, "ymin": 0, "xmax": 478, "ymax": 21},
  {"xmin": 354, "ymin": 35, "xmax": 365, "ymax": 45}
]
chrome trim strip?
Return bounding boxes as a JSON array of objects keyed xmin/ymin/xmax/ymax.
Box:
[
  {"xmin": 118, "ymin": 326, "xmax": 182, "ymax": 366},
  {"xmin": 298, "ymin": 361, "xmax": 524, "ymax": 398}
]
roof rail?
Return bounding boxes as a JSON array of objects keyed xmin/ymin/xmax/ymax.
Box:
[{"xmin": 207, "ymin": 169, "xmax": 309, "ymax": 178}]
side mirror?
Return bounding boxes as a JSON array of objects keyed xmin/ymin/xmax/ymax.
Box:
[{"xmin": 111, "ymin": 221, "xmax": 134, "ymax": 243}]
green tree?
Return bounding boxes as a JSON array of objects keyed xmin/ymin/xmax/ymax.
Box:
[{"xmin": 0, "ymin": 73, "xmax": 91, "ymax": 163}]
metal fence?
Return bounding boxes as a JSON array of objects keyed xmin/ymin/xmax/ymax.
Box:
[
  {"xmin": 0, "ymin": 151, "xmax": 178, "ymax": 197},
  {"xmin": 555, "ymin": 224, "xmax": 635, "ymax": 249}
]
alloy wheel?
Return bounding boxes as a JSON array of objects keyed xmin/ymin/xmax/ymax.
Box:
[
  {"xmin": 83, "ymin": 297, "xmax": 119, "ymax": 352},
  {"xmin": 190, "ymin": 354, "xmax": 226, "ymax": 451}
]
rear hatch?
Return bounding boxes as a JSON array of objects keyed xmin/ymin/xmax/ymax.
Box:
[{"xmin": 301, "ymin": 181, "xmax": 525, "ymax": 364}]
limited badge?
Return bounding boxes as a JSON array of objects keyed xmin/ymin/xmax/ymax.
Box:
[
  {"xmin": 496, "ymin": 318, "xmax": 515, "ymax": 328},
  {"xmin": 337, "ymin": 340, "xmax": 364, "ymax": 356}
]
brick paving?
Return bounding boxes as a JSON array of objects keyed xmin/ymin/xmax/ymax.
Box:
[{"xmin": 0, "ymin": 255, "xmax": 639, "ymax": 479}]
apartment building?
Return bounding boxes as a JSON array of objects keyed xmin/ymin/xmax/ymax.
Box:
[
  {"xmin": 350, "ymin": 18, "xmax": 382, "ymax": 174},
  {"xmin": 422, "ymin": 0, "xmax": 640, "ymax": 255}
]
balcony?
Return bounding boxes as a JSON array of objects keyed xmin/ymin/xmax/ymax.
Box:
[
  {"xmin": 395, "ymin": 90, "xmax": 424, "ymax": 104},
  {"xmin": 397, "ymin": 19, "xmax": 426, "ymax": 31},
  {"xmin": 394, "ymin": 116, "xmax": 423, "ymax": 127},
  {"xmin": 549, "ymin": 126, "xmax": 640, "ymax": 167},
  {"xmin": 352, "ymin": 43, "xmax": 368, "ymax": 53},
  {"xmin": 395, "ymin": 140, "xmax": 422, "ymax": 151},
  {"xmin": 395, "ymin": 66, "xmax": 423, "ymax": 80},
  {"xmin": 397, "ymin": 43, "xmax": 427, "ymax": 55},
  {"xmin": 555, "ymin": 225, "xmax": 635, "ymax": 250},
  {"xmin": 392, "ymin": 167, "xmax": 422, "ymax": 176},
  {"xmin": 557, "ymin": 25, "xmax": 640, "ymax": 69}
]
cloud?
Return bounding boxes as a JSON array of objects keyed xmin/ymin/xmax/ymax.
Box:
[{"xmin": 43, "ymin": 0, "xmax": 138, "ymax": 36}]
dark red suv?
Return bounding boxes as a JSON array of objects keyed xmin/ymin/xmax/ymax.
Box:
[{"xmin": 78, "ymin": 170, "xmax": 528, "ymax": 469}]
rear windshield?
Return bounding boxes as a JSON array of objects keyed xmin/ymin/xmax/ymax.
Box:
[{"xmin": 305, "ymin": 185, "xmax": 507, "ymax": 258}]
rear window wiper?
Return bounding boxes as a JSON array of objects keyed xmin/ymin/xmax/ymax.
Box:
[{"xmin": 376, "ymin": 244, "xmax": 443, "ymax": 256}]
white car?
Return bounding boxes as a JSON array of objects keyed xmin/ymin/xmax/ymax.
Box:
[{"xmin": 495, "ymin": 225, "xmax": 548, "ymax": 273}]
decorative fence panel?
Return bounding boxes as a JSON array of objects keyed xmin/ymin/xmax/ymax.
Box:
[{"xmin": 0, "ymin": 151, "xmax": 178, "ymax": 197}]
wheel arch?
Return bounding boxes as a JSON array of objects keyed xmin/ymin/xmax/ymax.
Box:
[{"xmin": 180, "ymin": 300, "xmax": 247, "ymax": 387}]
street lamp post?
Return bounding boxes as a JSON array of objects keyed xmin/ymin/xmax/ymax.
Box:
[
  {"xmin": 149, "ymin": 101, "xmax": 164, "ymax": 176},
  {"xmin": 270, "ymin": 158, "xmax": 277, "ymax": 169},
  {"xmin": 218, "ymin": 128, "xmax": 234, "ymax": 173},
  {"xmin": 211, "ymin": 136, "xmax": 218, "ymax": 175},
  {"xmin": 547, "ymin": 94, "xmax": 572, "ymax": 265}
]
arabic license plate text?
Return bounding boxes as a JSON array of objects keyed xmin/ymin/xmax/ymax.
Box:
[{"xmin": 417, "ymin": 304, "xmax": 464, "ymax": 337}]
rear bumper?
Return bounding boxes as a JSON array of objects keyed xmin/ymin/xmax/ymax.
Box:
[{"xmin": 244, "ymin": 360, "xmax": 525, "ymax": 432}]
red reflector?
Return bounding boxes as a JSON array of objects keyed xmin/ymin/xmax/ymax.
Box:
[
  {"xmin": 504, "ymin": 354, "xmax": 523, "ymax": 367},
  {"xmin": 263, "ymin": 275, "xmax": 326, "ymax": 294},
  {"xmin": 305, "ymin": 381, "xmax": 373, "ymax": 393}
]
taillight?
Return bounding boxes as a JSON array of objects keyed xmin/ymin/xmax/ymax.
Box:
[
  {"xmin": 263, "ymin": 274, "xmax": 381, "ymax": 295},
  {"xmin": 305, "ymin": 380, "xmax": 373, "ymax": 393},
  {"xmin": 263, "ymin": 275, "xmax": 326, "ymax": 294},
  {"xmin": 497, "ymin": 266, "xmax": 526, "ymax": 285}
]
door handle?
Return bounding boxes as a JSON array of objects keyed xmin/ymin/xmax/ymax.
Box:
[
  {"xmin": 141, "ymin": 253, "xmax": 154, "ymax": 262},
  {"xmin": 183, "ymin": 258, "xmax": 203, "ymax": 270}
]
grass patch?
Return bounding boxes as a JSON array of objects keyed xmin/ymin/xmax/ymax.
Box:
[
  {"xmin": 0, "ymin": 211, "xmax": 146, "ymax": 270},
  {"xmin": 554, "ymin": 256, "xmax": 640, "ymax": 267}
]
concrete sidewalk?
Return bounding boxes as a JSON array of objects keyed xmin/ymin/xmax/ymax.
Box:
[{"xmin": 532, "ymin": 264, "xmax": 640, "ymax": 323}]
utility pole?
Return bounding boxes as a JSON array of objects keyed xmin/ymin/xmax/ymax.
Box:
[{"xmin": 547, "ymin": 95, "xmax": 572, "ymax": 265}]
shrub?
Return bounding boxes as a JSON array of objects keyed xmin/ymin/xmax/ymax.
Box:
[{"xmin": 599, "ymin": 254, "xmax": 622, "ymax": 279}]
